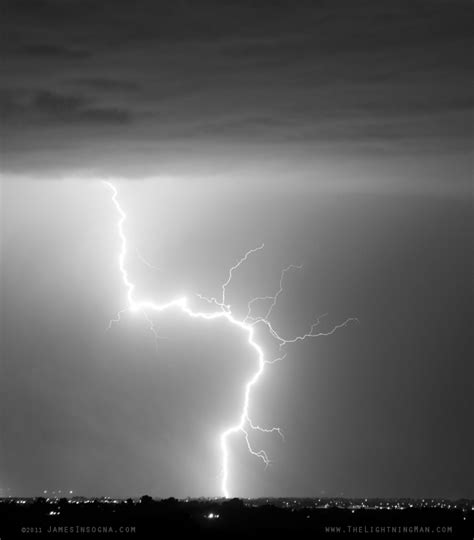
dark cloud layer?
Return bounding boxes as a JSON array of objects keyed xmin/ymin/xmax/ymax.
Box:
[
  {"xmin": 16, "ymin": 44, "xmax": 90, "ymax": 59},
  {"xmin": 1, "ymin": 90, "xmax": 132, "ymax": 127},
  {"xmin": 1, "ymin": 0, "xmax": 472, "ymax": 175}
]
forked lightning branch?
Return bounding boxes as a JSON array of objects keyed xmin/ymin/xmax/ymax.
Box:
[{"xmin": 103, "ymin": 181, "xmax": 357, "ymax": 498}]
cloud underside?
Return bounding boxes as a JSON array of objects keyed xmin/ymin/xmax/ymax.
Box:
[{"xmin": 0, "ymin": 0, "xmax": 472, "ymax": 173}]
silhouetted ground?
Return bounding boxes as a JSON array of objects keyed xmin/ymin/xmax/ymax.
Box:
[{"xmin": 0, "ymin": 497, "xmax": 472, "ymax": 539}]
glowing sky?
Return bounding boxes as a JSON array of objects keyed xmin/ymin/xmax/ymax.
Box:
[{"xmin": 0, "ymin": 0, "xmax": 472, "ymax": 499}]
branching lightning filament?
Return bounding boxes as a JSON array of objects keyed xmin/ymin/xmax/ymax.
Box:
[{"xmin": 103, "ymin": 181, "xmax": 357, "ymax": 498}]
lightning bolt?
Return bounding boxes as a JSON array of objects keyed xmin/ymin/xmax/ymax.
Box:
[{"xmin": 103, "ymin": 181, "xmax": 357, "ymax": 498}]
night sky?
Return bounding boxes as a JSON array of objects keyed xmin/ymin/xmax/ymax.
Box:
[{"xmin": 1, "ymin": 1, "xmax": 473, "ymax": 499}]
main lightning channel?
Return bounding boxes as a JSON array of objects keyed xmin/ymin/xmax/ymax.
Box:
[{"xmin": 103, "ymin": 181, "xmax": 357, "ymax": 498}]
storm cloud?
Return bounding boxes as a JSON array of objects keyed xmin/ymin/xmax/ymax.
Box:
[{"xmin": 1, "ymin": 0, "xmax": 471, "ymax": 180}]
